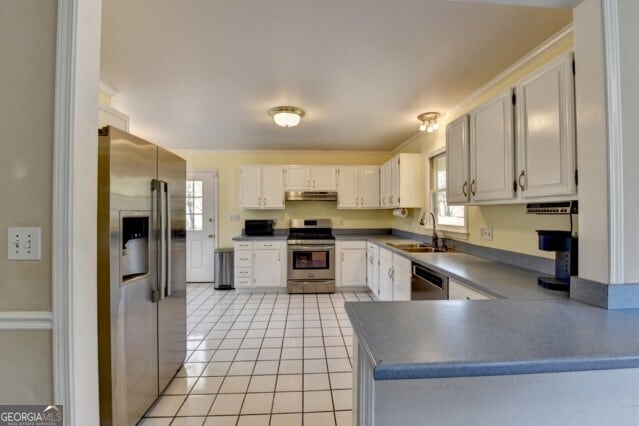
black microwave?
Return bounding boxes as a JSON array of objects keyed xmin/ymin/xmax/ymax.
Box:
[{"xmin": 244, "ymin": 220, "xmax": 274, "ymax": 236}]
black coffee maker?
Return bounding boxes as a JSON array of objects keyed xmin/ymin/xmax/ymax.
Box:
[{"xmin": 536, "ymin": 230, "xmax": 578, "ymax": 292}]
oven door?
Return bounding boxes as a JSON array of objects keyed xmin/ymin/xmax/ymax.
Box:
[{"xmin": 287, "ymin": 244, "xmax": 335, "ymax": 281}]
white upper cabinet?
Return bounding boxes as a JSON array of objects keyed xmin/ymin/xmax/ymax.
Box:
[
  {"xmin": 284, "ymin": 166, "xmax": 338, "ymax": 191},
  {"xmin": 380, "ymin": 154, "xmax": 423, "ymax": 208},
  {"xmin": 446, "ymin": 115, "xmax": 470, "ymax": 204},
  {"xmin": 516, "ymin": 52, "xmax": 576, "ymax": 199},
  {"xmin": 312, "ymin": 166, "xmax": 339, "ymax": 190},
  {"xmin": 284, "ymin": 166, "xmax": 310, "ymax": 190},
  {"xmin": 359, "ymin": 166, "xmax": 380, "ymax": 208},
  {"xmin": 261, "ymin": 166, "xmax": 286, "ymax": 208},
  {"xmin": 337, "ymin": 166, "xmax": 379, "ymax": 209},
  {"xmin": 446, "ymin": 51, "xmax": 577, "ymax": 206},
  {"xmin": 470, "ymin": 88, "xmax": 516, "ymax": 202},
  {"xmin": 240, "ymin": 165, "xmax": 285, "ymax": 209}
]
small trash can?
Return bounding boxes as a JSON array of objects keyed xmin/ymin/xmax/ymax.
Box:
[{"xmin": 214, "ymin": 248, "xmax": 234, "ymax": 289}]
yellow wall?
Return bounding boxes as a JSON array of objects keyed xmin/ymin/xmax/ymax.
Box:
[
  {"xmin": 177, "ymin": 150, "xmax": 394, "ymax": 247},
  {"xmin": 393, "ymin": 30, "xmax": 575, "ymax": 258},
  {"xmin": 0, "ymin": 0, "xmax": 57, "ymax": 403},
  {"xmin": 99, "ymin": 90, "xmax": 111, "ymax": 106}
]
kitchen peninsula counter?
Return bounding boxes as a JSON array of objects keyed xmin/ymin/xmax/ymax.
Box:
[{"xmin": 346, "ymin": 298, "xmax": 639, "ymax": 425}]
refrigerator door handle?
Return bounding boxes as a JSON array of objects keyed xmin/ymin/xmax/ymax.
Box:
[
  {"xmin": 153, "ymin": 178, "xmax": 169, "ymax": 302},
  {"xmin": 165, "ymin": 182, "xmax": 172, "ymax": 298},
  {"xmin": 151, "ymin": 179, "xmax": 163, "ymax": 302},
  {"xmin": 160, "ymin": 180, "xmax": 169, "ymax": 300}
]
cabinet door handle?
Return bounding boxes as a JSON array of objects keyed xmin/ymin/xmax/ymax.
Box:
[
  {"xmin": 462, "ymin": 181, "xmax": 468, "ymax": 197},
  {"xmin": 518, "ymin": 170, "xmax": 526, "ymax": 191},
  {"xmin": 470, "ymin": 180, "xmax": 476, "ymax": 196}
]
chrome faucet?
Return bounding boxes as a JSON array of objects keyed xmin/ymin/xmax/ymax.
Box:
[{"xmin": 428, "ymin": 212, "xmax": 439, "ymax": 249}]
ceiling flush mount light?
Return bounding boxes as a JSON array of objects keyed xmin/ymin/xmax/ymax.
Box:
[
  {"xmin": 268, "ymin": 106, "xmax": 305, "ymax": 128},
  {"xmin": 418, "ymin": 112, "xmax": 441, "ymax": 133}
]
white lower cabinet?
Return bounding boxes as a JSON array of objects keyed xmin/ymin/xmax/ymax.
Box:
[
  {"xmin": 392, "ymin": 255, "xmax": 412, "ymax": 301},
  {"xmin": 234, "ymin": 241, "xmax": 253, "ymax": 288},
  {"xmin": 378, "ymin": 248, "xmax": 394, "ymax": 301},
  {"xmin": 336, "ymin": 240, "xmax": 367, "ymax": 288},
  {"xmin": 378, "ymin": 247, "xmax": 411, "ymax": 301},
  {"xmin": 448, "ymin": 278, "xmax": 492, "ymax": 300},
  {"xmin": 234, "ymin": 240, "xmax": 286, "ymax": 288},
  {"xmin": 366, "ymin": 243, "xmax": 380, "ymax": 299}
]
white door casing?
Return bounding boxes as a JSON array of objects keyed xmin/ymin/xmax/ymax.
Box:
[{"xmin": 186, "ymin": 170, "xmax": 218, "ymax": 282}]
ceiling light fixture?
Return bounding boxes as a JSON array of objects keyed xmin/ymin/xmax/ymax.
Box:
[
  {"xmin": 268, "ymin": 106, "xmax": 305, "ymax": 128},
  {"xmin": 418, "ymin": 112, "xmax": 441, "ymax": 133}
]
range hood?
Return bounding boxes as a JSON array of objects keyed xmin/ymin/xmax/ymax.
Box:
[{"xmin": 285, "ymin": 191, "xmax": 338, "ymax": 201}]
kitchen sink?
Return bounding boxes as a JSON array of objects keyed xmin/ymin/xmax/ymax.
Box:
[{"xmin": 385, "ymin": 242, "xmax": 454, "ymax": 253}]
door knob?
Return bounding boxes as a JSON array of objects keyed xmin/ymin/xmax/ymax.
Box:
[{"xmin": 208, "ymin": 234, "xmax": 215, "ymax": 238}]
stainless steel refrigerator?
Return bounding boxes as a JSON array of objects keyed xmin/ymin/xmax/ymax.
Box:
[{"xmin": 97, "ymin": 126, "xmax": 186, "ymax": 425}]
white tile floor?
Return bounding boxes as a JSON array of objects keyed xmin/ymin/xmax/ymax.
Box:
[{"xmin": 139, "ymin": 285, "xmax": 373, "ymax": 426}]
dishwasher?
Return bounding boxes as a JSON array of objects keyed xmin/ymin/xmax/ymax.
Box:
[{"xmin": 411, "ymin": 262, "xmax": 449, "ymax": 300}]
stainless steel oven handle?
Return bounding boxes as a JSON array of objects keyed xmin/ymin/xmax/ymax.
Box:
[{"xmin": 289, "ymin": 245, "xmax": 335, "ymax": 251}]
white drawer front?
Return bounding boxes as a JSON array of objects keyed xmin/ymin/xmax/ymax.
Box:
[
  {"xmin": 235, "ymin": 252, "xmax": 252, "ymax": 268},
  {"xmin": 340, "ymin": 240, "xmax": 367, "ymax": 250},
  {"xmin": 449, "ymin": 279, "xmax": 491, "ymax": 300},
  {"xmin": 234, "ymin": 241, "xmax": 253, "ymax": 250},
  {"xmin": 235, "ymin": 277, "xmax": 252, "ymax": 287},
  {"xmin": 254, "ymin": 241, "xmax": 282, "ymax": 250},
  {"xmin": 235, "ymin": 267, "xmax": 252, "ymax": 278}
]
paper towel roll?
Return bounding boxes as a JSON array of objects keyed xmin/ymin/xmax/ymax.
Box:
[{"xmin": 392, "ymin": 208, "xmax": 408, "ymax": 218}]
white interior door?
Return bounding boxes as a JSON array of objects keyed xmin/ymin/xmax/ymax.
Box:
[{"xmin": 186, "ymin": 170, "xmax": 218, "ymax": 282}]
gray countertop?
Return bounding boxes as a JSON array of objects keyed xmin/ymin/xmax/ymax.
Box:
[
  {"xmin": 362, "ymin": 235, "xmax": 564, "ymax": 300},
  {"xmin": 237, "ymin": 232, "xmax": 563, "ymax": 300},
  {"xmin": 345, "ymin": 299, "xmax": 639, "ymax": 380},
  {"xmin": 232, "ymin": 234, "xmax": 289, "ymax": 241}
]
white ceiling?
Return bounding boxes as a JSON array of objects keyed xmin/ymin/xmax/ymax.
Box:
[{"xmin": 100, "ymin": 0, "xmax": 571, "ymax": 151}]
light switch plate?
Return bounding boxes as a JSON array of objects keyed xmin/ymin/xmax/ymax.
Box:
[
  {"xmin": 7, "ymin": 227, "xmax": 41, "ymax": 260},
  {"xmin": 229, "ymin": 213, "xmax": 240, "ymax": 222},
  {"xmin": 479, "ymin": 226, "xmax": 493, "ymax": 241}
]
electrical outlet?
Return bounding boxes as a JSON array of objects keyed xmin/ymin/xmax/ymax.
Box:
[
  {"xmin": 229, "ymin": 213, "xmax": 240, "ymax": 222},
  {"xmin": 479, "ymin": 226, "xmax": 493, "ymax": 241},
  {"xmin": 7, "ymin": 227, "xmax": 41, "ymax": 260}
]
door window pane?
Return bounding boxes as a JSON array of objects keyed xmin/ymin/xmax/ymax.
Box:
[{"xmin": 186, "ymin": 180, "xmax": 203, "ymax": 231}]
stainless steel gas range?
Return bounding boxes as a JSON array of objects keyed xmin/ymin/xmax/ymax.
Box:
[{"xmin": 287, "ymin": 219, "xmax": 335, "ymax": 293}]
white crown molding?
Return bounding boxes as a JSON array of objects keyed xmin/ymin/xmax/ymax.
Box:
[
  {"xmin": 0, "ymin": 312, "xmax": 53, "ymax": 330},
  {"xmin": 99, "ymin": 81, "xmax": 118, "ymax": 97},
  {"xmin": 601, "ymin": 0, "xmax": 624, "ymax": 284}
]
